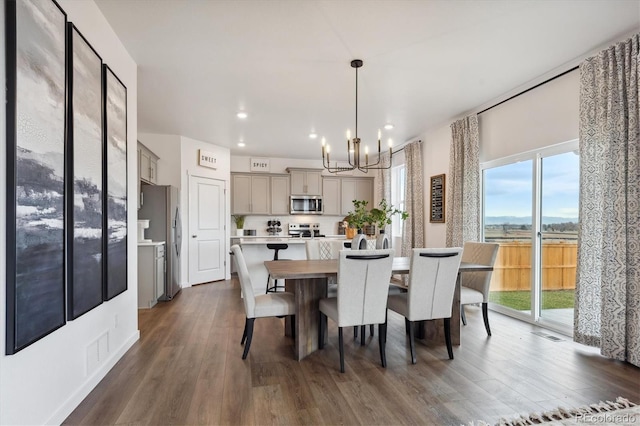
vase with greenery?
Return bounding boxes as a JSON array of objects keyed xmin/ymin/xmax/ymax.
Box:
[
  {"xmin": 232, "ymin": 215, "xmax": 245, "ymax": 236},
  {"xmin": 346, "ymin": 200, "xmax": 371, "ymax": 234},
  {"xmin": 368, "ymin": 199, "xmax": 408, "ymax": 234}
]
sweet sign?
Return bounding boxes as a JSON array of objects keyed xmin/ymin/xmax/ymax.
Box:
[{"xmin": 198, "ymin": 149, "xmax": 218, "ymax": 169}]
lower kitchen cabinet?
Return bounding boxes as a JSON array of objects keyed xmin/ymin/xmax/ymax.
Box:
[{"xmin": 138, "ymin": 242, "xmax": 165, "ymax": 309}]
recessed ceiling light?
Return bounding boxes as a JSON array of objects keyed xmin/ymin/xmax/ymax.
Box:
[
  {"xmin": 309, "ymin": 133, "xmax": 318, "ymax": 139},
  {"xmin": 237, "ymin": 111, "xmax": 248, "ymax": 119},
  {"xmin": 237, "ymin": 142, "xmax": 246, "ymax": 147},
  {"xmin": 384, "ymin": 123, "xmax": 394, "ymax": 130}
]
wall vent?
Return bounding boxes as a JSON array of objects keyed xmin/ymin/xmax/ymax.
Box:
[{"xmin": 531, "ymin": 331, "xmax": 563, "ymax": 342}]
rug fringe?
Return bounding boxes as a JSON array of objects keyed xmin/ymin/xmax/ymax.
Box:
[{"xmin": 466, "ymin": 396, "xmax": 637, "ymax": 426}]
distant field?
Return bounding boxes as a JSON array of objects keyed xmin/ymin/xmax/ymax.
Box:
[{"xmin": 484, "ymin": 229, "xmax": 577, "ymax": 242}]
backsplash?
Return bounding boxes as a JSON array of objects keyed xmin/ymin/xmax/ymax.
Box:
[{"xmin": 235, "ymin": 214, "xmax": 346, "ymax": 237}]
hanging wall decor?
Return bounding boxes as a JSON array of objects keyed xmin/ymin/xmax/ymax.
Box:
[
  {"xmin": 67, "ymin": 24, "xmax": 105, "ymax": 319},
  {"xmin": 5, "ymin": 0, "xmax": 68, "ymax": 354},
  {"xmin": 103, "ymin": 65, "xmax": 128, "ymax": 300}
]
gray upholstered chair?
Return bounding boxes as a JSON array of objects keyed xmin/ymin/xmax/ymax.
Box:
[
  {"xmin": 387, "ymin": 247, "xmax": 463, "ymax": 364},
  {"xmin": 460, "ymin": 241, "xmax": 499, "ymax": 336},
  {"xmin": 318, "ymin": 249, "xmax": 395, "ymax": 373},
  {"xmin": 230, "ymin": 245, "xmax": 295, "ymax": 359}
]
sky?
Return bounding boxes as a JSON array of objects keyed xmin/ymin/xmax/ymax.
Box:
[{"xmin": 483, "ymin": 151, "xmax": 579, "ymax": 219}]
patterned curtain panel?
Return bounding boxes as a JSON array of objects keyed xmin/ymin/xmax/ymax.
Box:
[
  {"xmin": 575, "ymin": 33, "xmax": 640, "ymax": 367},
  {"xmin": 400, "ymin": 142, "xmax": 424, "ymax": 258},
  {"xmin": 446, "ymin": 115, "xmax": 480, "ymax": 247},
  {"xmin": 375, "ymin": 152, "xmax": 392, "ymax": 235}
]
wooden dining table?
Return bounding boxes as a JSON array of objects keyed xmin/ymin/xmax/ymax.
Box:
[{"xmin": 264, "ymin": 257, "xmax": 493, "ymax": 361}]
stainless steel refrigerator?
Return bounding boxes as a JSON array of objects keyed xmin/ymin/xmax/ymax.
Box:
[{"xmin": 138, "ymin": 185, "xmax": 182, "ymax": 300}]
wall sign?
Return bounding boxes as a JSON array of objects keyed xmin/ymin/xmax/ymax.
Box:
[
  {"xmin": 250, "ymin": 158, "xmax": 270, "ymax": 172},
  {"xmin": 198, "ymin": 149, "xmax": 218, "ymax": 169},
  {"xmin": 430, "ymin": 174, "xmax": 446, "ymax": 223}
]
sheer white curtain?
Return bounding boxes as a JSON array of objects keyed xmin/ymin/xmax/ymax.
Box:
[
  {"xmin": 446, "ymin": 115, "xmax": 480, "ymax": 247},
  {"xmin": 400, "ymin": 141, "xmax": 424, "ymax": 258},
  {"xmin": 575, "ymin": 33, "xmax": 640, "ymax": 367}
]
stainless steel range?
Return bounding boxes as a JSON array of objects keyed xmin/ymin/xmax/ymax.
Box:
[{"xmin": 288, "ymin": 223, "xmax": 322, "ymax": 238}]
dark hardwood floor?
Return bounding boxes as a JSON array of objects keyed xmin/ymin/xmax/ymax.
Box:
[{"xmin": 64, "ymin": 278, "xmax": 640, "ymax": 425}]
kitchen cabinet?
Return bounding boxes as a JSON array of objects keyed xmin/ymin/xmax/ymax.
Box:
[
  {"xmin": 138, "ymin": 243, "xmax": 165, "ymax": 309},
  {"xmin": 232, "ymin": 174, "xmax": 270, "ymax": 214},
  {"xmin": 322, "ymin": 177, "xmax": 342, "ymax": 216},
  {"xmin": 270, "ymin": 175, "xmax": 290, "ymax": 215},
  {"xmin": 138, "ymin": 142, "xmax": 158, "ymax": 185},
  {"xmin": 287, "ymin": 168, "xmax": 322, "ymax": 195},
  {"xmin": 341, "ymin": 177, "xmax": 374, "ymax": 216}
]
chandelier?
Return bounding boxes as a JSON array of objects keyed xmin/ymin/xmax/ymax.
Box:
[{"xmin": 321, "ymin": 59, "xmax": 392, "ymax": 173}]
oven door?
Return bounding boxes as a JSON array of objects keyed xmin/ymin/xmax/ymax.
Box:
[{"xmin": 290, "ymin": 196, "xmax": 323, "ymax": 214}]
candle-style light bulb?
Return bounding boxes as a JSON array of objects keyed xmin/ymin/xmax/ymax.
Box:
[
  {"xmin": 365, "ymin": 146, "xmax": 369, "ymax": 165},
  {"xmin": 322, "ymin": 137, "xmax": 326, "ymax": 147},
  {"xmin": 326, "ymin": 145, "xmax": 330, "ymax": 164},
  {"xmin": 388, "ymin": 138, "xmax": 393, "ymax": 147},
  {"xmin": 346, "ymin": 129, "xmax": 351, "ymax": 141},
  {"xmin": 378, "ymin": 129, "xmax": 381, "ymax": 140}
]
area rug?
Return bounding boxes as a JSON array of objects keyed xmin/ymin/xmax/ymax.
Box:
[{"xmin": 468, "ymin": 396, "xmax": 638, "ymax": 425}]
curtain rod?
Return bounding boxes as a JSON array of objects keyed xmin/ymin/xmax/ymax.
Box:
[
  {"xmin": 477, "ymin": 66, "xmax": 579, "ymax": 115},
  {"xmin": 392, "ymin": 139, "xmax": 421, "ymax": 155}
]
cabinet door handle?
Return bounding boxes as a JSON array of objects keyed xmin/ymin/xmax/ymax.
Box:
[
  {"xmin": 140, "ymin": 192, "xmax": 144, "ymax": 206},
  {"xmin": 192, "ymin": 235, "xmax": 197, "ymax": 238}
]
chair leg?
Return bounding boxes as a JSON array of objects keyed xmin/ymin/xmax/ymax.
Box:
[
  {"xmin": 405, "ymin": 317, "xmax": 410, "ymax": 335},
  {"xmin": 318, "ymin": 312, "xmax": 324, "ymax": 349},
  {"xmin": 241, "ymin": 319, "xmax": 248, "ymax": 345},
  {"xmin": 353, "ymin": 326, "xmax": 358, "ymax": 340},
  {"xmin": 482, "ymin": 302, "xmax": 492, "ymax": 336},
  {"xmin": 242, "ymin": 318, "xmax": 255, "ymax": 359},
  {"xmin": 370, "ymin": 324, "xmax": 374, "ymax": 337},
  {"xmin": 339, "ymin": 327, "xmax": 345, "ymax": 373},
  {"xmin": 291, "ymin": 314, "xmax": 296, "ymax": 339},
  {"xmin": 408, "ymin": 320, "xmax": 416, "ymax": 364},
  {"xmin": 444, "ymin": 317, "xmax": 453, "ymax": 360},
  {"xmin": 461, "ymin": 305, "xmax": 467, "ymax": 326},
  {"xmin": 265, "ymin": 275, "xmax": 270, "ymax": 294},
  {"xmin": 360, "ymin": 325, "xmax": 365, "ymax": 346},
  {"xmin": 378, "ymin": 323, "xmax": 387, "ymax": 368}
]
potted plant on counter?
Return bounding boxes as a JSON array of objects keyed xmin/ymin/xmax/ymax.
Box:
[
  {"xmin": 346, "ymin": 200, "xmax": 370, "ymax": 234},
  {"xmin": 369, "ymin": 199, "xmax": 408, "ymax": 234},
  {"xmin": 232, "ymin": 215, "xmax": 245, "ymax": 236}
]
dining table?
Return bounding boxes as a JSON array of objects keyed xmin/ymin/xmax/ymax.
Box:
[{"xmin": 264, "ymin": 257, "xmax": 493, "ymax": 361}]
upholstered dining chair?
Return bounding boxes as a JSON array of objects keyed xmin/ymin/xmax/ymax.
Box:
[
  {"xmin": 460, "ymin": 241, "xmax": 499, "ymax": 336},
  {"xmin": 318, "ymin": 249, "xmax": 395, "ymax": 373},
  {"xmin": 387, "ymin": 247, "xmax": 463, "ymax": 364},
  {"xmin": 230, "ymin": 245, "xmax": 295, "ymax": 359},
  {"xmin": 305, "ymin": 239, "xmax": 344, "ymax": 296}
]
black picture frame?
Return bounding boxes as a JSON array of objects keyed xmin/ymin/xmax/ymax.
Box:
[
  {"xmin": 66, "ymin": 24, "xmax": 104, "ymax": 320},
  {"xmin": 103, "ymin": 65, "xmax": 128, "ymax": 300},
  {"xmin": 430, "ymin": 174, "xmax": 446, "ymax": 223},
  {"xmin": 5, "ymin": 0, "xmax": 68, "ymax": 354}
]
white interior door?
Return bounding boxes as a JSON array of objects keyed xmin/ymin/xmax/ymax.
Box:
[{"xmin": 189, "ymin": 175, "xmax": 226, "ymax": 285}]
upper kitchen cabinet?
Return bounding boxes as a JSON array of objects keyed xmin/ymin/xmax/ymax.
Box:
[
  {"xmin": 232, "ymin": 174, "xmax": 270, "ymax": 214},
  {"xmin": 138, "ymin": 142, "xmax": 158, "ymax": 184},
  {"xmin": 287, "ymin": 168, "xmax": 322, "ymax": 195},
  {"xmin": 341, "ymin": 177, "xmax": 374, "ymax": 216},
  {"xmin": 270, "ymin": 175, "xmax": 290, "ymax": 215},
  {"xmin": 322, "ymin": 177, "xmax": 342, "ymax": 216}
]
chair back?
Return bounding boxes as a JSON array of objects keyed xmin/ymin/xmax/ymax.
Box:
[
  {"xmin": 350, "ymin": 233, "xmax": 367, "ymax": 250},
  {"xmin": 406, "ymin": 248, "xmax": 463, "ymax": 321},
  {"xmin": 461, "ymin": 242, "xmax": 499, "ymax": 302},
  {"xmin": 376, "ymin": 233, "xmax": 390, "ymax": 249},
  {"xmin": 305, "ymin": 239, "xmax": 343, "ymax": 260},
  {"xmin": 336, "ymin": 249, "xmax": 395, "ymax": 327},
  {"xmin": 231, "ymin": 245, "xmax": 256, "ymax": 317}
]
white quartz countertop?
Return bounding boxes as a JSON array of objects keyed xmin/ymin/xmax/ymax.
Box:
[
  {"xmin": 138, "ymin": 241, "xmax": 165, "ymax": 246},
  {"xmin": 234, "ymin": 236, "xmax": 346, "ymax": 245}
]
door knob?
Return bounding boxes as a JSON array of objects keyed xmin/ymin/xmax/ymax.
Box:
[{"xmin": 192, "ymin": 235, "xmax": 197, "ymax": 238}]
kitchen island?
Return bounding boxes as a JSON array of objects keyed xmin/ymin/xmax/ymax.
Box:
[{"xmin": 231, "ymin": 237, "xmax": 346, "ymax": 295}]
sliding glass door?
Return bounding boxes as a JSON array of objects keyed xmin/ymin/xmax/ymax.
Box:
[{"xmin": 482, "ymin": 141, "xmax": 579, "ymax": 333}]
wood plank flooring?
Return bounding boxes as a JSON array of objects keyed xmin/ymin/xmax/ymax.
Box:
[{"xmin": 64, "ymin": 278, "xmax": 640, "ymax": 425}]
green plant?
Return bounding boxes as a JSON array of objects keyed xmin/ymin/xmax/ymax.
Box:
[
  {"xmin": 368, "ymin": 199, "xmax": 408, "ymax": 230},
  {"xmin": 346, "ymin": 200, "xmax": 370, "ymax": 231},
  {"xmin": 232, "ymin": 215, "xmax": 245, "ymax": 229}
]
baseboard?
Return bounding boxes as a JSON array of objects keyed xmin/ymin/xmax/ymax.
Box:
[{"xmin": 45, "ymin": 330, "xmax": 140, "ymax": 425}]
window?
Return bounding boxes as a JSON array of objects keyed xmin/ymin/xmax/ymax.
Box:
[{"xmin": 390, "ymin": 164, "xmax": 406, "ymax": 237}]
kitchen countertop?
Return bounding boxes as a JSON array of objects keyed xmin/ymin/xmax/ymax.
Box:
[{"xmin": 235, "ymin": 236, "xmax": 347, "ymax": 245}]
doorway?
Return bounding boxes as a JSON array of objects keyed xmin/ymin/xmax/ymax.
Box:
[{"xmin": 188, "ymin": 175, "xmax": 226, "ymax": 285}]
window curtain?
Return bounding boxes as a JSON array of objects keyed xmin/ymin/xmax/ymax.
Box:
[
  {"xmin": 400, "ymin": 141, "xmax": 424, "ymax": 258},
  {"xmin": 375, "ymin": 152, "xmax": 391, "ymax": 234},
  {"xmin": 575, "ymin": 33, "xmax": 640, "ymax": 367},
  {"xmin": 446, "ymin": 115, "xmax": 480, "ymax": 247}
]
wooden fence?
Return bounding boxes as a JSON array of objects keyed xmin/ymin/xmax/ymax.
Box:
[{"xmin": 490, "ymin": 242, "xmax": 577, "ymax": 292}]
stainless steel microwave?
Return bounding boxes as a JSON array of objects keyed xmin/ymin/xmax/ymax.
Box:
[{"xmin": 290, "ymin": 195, "xmax": 323, "ymax": 215}]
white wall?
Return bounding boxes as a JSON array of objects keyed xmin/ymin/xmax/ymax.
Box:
[
  {"xmin": 181, "ymin": 136, "xmax": 231, "ymax": 282},
  {"xmin": 0, "ymin": 1, "xmax": 139, "ymax": 424},
  {"xmin": 231, "ymin": 155, "xmax": 370, "ymax": 177}
]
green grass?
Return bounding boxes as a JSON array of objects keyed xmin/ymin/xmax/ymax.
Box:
[{"xmin": 489, "ymin": 290, "xmax": 575, "ymax": 311}]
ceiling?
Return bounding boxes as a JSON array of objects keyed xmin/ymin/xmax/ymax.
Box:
[{"xmin": 95, "ymin": 0, "xmax": 639, "ymax": 161}]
